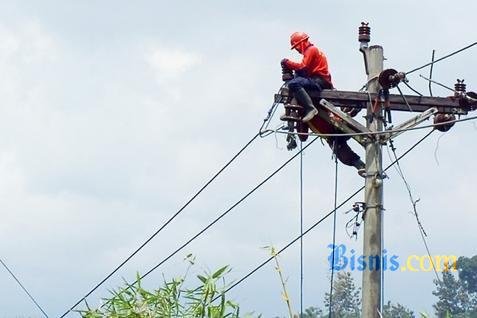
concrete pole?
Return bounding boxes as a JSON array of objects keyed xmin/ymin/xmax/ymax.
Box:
[{"xmin": 361, "ymin": 45, "xmax": 384, "ymax": 318}]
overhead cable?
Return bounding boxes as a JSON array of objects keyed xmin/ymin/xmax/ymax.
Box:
[
  {"xmin": 60, "ymin": 132, "xmax": 260, "ymax": 318},
  {"xmin": 405, "ymin": 41, "xmax": 477, "ymax": 75},
  {"xmin": 0, "ymin": 258, "xmax": 49, "ymax": 318},
  {"xmin": 89, "ymin": 137, "xmax": 320, "ymax": 312},
  {"xmin": 215, "ymin": 129, "xmax": 435, "ymax": 299}
]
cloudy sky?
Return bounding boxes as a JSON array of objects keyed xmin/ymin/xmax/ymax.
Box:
[{"xmin": 0, "ymin": 1, "xmax": 476, "ymax": 317}]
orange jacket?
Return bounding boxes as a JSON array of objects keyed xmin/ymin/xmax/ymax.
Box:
[{"xmin": 285, "ymin": 44, "xmax": 332, "ymax": 86}]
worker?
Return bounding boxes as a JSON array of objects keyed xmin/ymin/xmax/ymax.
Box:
[
  {"xmin": 282, "ymin": 32, "xmax": 366, "ymax": 176},
  {"xmin": 281, "ymin": 31, "xmax": 333, "ymax": 122}
]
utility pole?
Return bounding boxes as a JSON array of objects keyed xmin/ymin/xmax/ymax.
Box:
[
  {"xmin": 275, "ymin": 22, "xmax": 476, "ymax": 318},
  {"xmin": 360, "ymin": 24, "xmax": 385, "ymax": 318}
]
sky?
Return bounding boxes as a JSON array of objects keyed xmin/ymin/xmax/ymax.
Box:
[{"xmin": 0, "ymin": 1, "xmax": 476, "ymax": 317}]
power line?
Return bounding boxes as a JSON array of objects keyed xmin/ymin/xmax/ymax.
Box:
[
  {"xmin": 0, "ymin": 258, "xmax": 49, "ymax": 318},
  {"xmin": 266, "ymin": 114, "xmax": 477, "ymax": 139},
  {"xmin": 88, "ymin": 137, "xmax": 320, "ymax": 312},
  {"xmin": 387, "ymin": 139, "xmax": 441, "ymax": 283},
  {"xmin": 299, "ymin": 141, "xmax": 304, "ymax": 317},
  {"xmin": 328, "ymin": 145, "xmax": 339, "ymax": 317},
  {"xmin": 405, "ymin": 41, "xmax": 477, "ymax": 75},
  {"xmin": 59, "ymin": 132, "xmax": 260, "ymax": 318},
  {"xmin": 216, "ymin": 129, "xmax": 435, "ymax": 299}
]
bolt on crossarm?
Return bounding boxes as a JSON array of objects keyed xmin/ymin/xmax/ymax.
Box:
[{"xmin": 359, "ymin": 22, "xmax": 384, "ymax": 318}]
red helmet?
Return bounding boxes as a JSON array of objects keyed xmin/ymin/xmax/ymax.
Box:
[{"xmin": 290, "ymin": 32, "xmax": 309, "ymax": 50}]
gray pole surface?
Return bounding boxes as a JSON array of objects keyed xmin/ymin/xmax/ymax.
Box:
[{"xmin": 361, "ymin": 45, "xmax": 384, "ymax": 318}]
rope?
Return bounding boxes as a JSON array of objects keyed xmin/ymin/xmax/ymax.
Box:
[
  {"xmin": 0, "ymin": 258, "xmax": 49, "ymax": 318},
  {"xmin": 87, "ymin": 137, "xmax": 320, "ymax": 312},
  {"xmin": 214, "ymin": 129, "xmax": 435, "ymax": 300},
  {"xmin": 59, "ymin": 132, "xmax": 260, "ymax": 318},
  {"xmin": 328, "ymin": 142, "xmax": 339, "ymax": 317}
]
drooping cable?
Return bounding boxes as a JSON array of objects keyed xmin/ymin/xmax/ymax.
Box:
[
  {"xmin": 270, "ymin": 114, "xmax": 477, "ymax": 139},
  {"xmin": 215, "ymin": 129, "xmax": 435, "ymax": 299},
  {"xmin": 259, "ymin": 84, "xmax": 285, "ymax": 137},
  {"xmin": 328, "ymin": 142, "xmax": 339, "ymax": 317},
  {"xmin": 387, "ymin": 138, "xmax": 441, "ymax": 283},
  {"xmin": 89, "ymin": 137, "xmax": 320, "ymax": 312},
  {"xmin": 402, "ymin": 81, "xmax": 423, "ymax": 96},
  {"xmin": 60, "ymin": 132, "xmax": 260, "ymax": 318},
  {"xmin": 429, "ymin": 50, "xmax": 435, "ymax": 97},
  {"xmin": 299, "ymin": 141, "xmax": 304, "ymax": 318},
  {"xmin": 0, "ymin": 257, "xmax": 49, "ymax": 318},
  {"xmin": 396, "ymin": 85, "xmax": 414, "ymax": 112},
  {"xmin": 406, "ymin": 41, "xmax": 477, "ymax": 75}
]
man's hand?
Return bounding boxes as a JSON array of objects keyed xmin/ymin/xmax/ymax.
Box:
[{"xmin": 281, "ymin": 58, "xmax": 289, "ymax": 67}]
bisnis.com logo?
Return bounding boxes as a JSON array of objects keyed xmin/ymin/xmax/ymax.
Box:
[{"xmin": 328, "ymin": 244, "xmax": 457, "ymax": 272}]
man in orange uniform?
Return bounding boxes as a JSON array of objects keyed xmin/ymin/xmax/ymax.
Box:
[
  {"xmin": 282, "ymin": 32, "xmax": 365, "ymax": 175},
  {"xmin": 281, "ymin": 32, "xmax": 333, "ymax": 122}
]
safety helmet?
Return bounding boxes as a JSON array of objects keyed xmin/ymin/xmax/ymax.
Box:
[{"xmin": 290, "ymin": 32, "xmax": 309, "ymax": 50}]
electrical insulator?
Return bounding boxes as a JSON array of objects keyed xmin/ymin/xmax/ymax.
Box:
[
  {"xmin": 358, "ymin": 22, "xmax": 371, "ymax": 44},
  {"xmin": 454, "ymin": 79, "xmax": 466, "ymax": 97},
  {"xmin": 434, "ymin": 113, "xmax": 456, "ymax": 132},
  {"xmin": 281, "ymin": 64, "xmax": 293, "ymax": 82}
]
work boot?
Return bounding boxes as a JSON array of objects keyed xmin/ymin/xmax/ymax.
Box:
[
  {"xmin": 294, "ymin": 88, "xmax": 318, "ymax": 122},
  {"xmin": 353, "ymin": 159, "xmax": 366, "ymax": 178}
]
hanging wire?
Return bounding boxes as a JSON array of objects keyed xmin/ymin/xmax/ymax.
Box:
[
  {"xmin": 402, "ymin": 81, "xmax": 423, "ymax": 96},
  {"xmin": 82, "ymin": 137, "xmax": 321, "ymax": 313},
  {"xmin": 299, "ymin": 141, "xmax": 304, "ymax": 318},
  {"xmin": 387, "ymin": 138, "xmax": 441, "ymax": 283},
  {"xmin": 0, "ymin": 258, "xmax": 49, "ymax": 318},
  {"xmin": 259, "ymin": 84, "xmax": 286, "ymax": 137},
  {"xmin": 419, "ymin": 75, "xmax": 456, "ymax": 93},
  {"xmin": 265, "ymin": 114, "xmax": 477, "ymax": 140},
  {"xmin": 214, "ymin": 128, "xmax": 435, "ymax": 301},
  {"xmin": 433, "ymin": 132, "xmax": 446, "ymax": 166},
  {"xmin": 429, "ymin": 50, "xmax": 436, "ymax": 97},
  {"xmin": 396, "ymin": 85, "xmax": 415, "ymax": 112},
  {"xmin": 328, "ymin": 141, "xmax": 339, "ymax": 318},
  {"xmin": 405, "ymin": 41, "xmax": 477, "ymax": 75},
  {"xmin": 59, "ymin": 132, "xmax": 260, "ymax": 317}
]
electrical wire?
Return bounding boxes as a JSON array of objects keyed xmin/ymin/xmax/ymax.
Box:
[
  {"xmin": 405, "ymin": 41, "xmax": 477, "ymax": 75},
  {"xmin": 328, "ymin": 145, "xmax": 339, "ymax": 318},
  {"xmin": 299, "ymin": 141, "xmax": 304, "ymax": 318},
  {"xmin": 429, "ymin": 50, "xmax": 435, "ymax": 97},
  {"xmin": 215, "ymin": 129, "xmax": 435, "ymax": 300},
  {"xmin": 0, "ymin": 258, "xmax": 49, "ymax": 318},
  {"xmin": 88, "ymin": 137, "xmax": 321, "ymax": 312},
  {"xmin": 402, "ymin": 81, "xmax": 423, "ymax": 97},
  {"xmin": 59, "ymin": 132, "xmax": 260, "ymax": 318},
  {"xmin": 265, "ymin": 114, "xmax": 477, "ymax": 139},
  {"xmin": 387, "ymin": 138, "xmax": 441, "ymax": 283},
  {"xmin": 396, "ymin": 85, "xmax": 415, "ymax": 112}
]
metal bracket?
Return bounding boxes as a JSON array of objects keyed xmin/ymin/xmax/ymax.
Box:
[
  {"xmin": 319, "ymin": 98, "xmax": 372, "ymax": 146},
  {"xmin": 383, "ymin": 107, "xmax": 438, "ymax": 141}
]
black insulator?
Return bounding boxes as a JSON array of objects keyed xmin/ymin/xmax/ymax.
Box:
[
  {"xmin": 358, "ymin": 22, "xmax": 371, "ymax": 43},
  {"xmin": 281, "ymin": 64, "xmax": 294, "ymax": 81},
  {"xmin": 454, "ymin": 79, "xmax": 466, "ymax": 96}
]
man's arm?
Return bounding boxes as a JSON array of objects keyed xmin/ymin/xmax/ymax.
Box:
[{"xmin": 283, "ymin": 48, "xmax": 313, "ymax": 71}]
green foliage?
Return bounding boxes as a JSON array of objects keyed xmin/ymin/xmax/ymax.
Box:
[
  {"xmin": 78, "ymin": 262, "xmax": 259, "ymax": 318},
  {"xmin": 457, "ymin": 255, "xmax": 477, "ymax": 294},
  {"xmin": 432, "ymin": 269, "xmax": 477, "ymax": 317},
  {"xmin": 298, "ymin": 306, "xmax": 322, "ymax": 318},
  {"xmin": 323, "ymin": 272, "xmax": 360, "ymax": 318},
  {"xmin": 382, "ymin": 301, "xmax": 415, "ymax": 318}
]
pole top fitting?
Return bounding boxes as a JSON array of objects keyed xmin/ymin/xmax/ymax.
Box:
[{"xmin": 358, "ymin": 22, "xmax": 371, "ymax": 47}]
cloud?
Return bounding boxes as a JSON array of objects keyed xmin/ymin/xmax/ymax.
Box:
[{"xmin": 145, "ymin": 46, "xmax": 202, "ymax": 81}]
